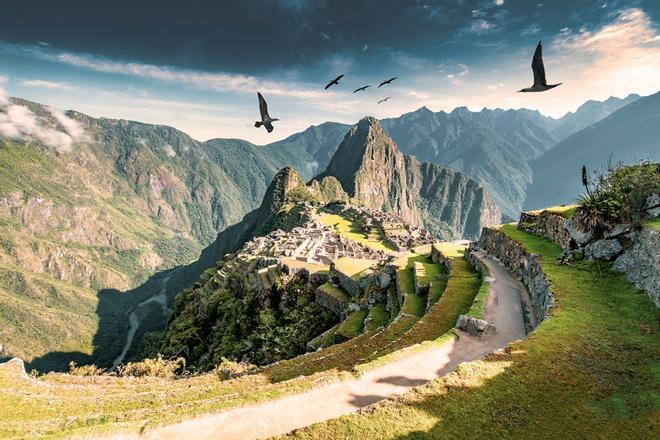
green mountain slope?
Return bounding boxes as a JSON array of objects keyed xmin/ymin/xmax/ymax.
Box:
[{"xmin": 525, "ymin": 91, "xmax": 660, "ymax": 210}]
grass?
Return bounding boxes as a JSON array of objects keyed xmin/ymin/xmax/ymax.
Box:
[
  {"xmin": 335, "ymin": 310, "xmax": 368, "ymax": 340},
  {"xmin": 333, "ymin": 257, "xmax": 375, "ymax": 277},
  {"xmin": 280, "ymin": 258, "xmax": 327, "ymax": 273},
  {"xmin": 466, "ymin": 264, "xmax": 491, "ymax": 319},
  {"xmin": 528, "ymin": 204, "xmax": 578, "ymax": 219},
  {"xmin": 414, "ymin": 260, "xmax": 448, "ymax": 306},
  {"xmin": 432, "ymin": 241, "xmax": 468, "ymax": 258},
  {"xmin": 643, "ymin": 217, "xmax": 660, "ymax": 230},
  {"xmin": 365, "ymin": 304, "xmax": 390, "ymax": 331},
  {"xmin": 288, "ymin": 226, "xmax": 659, "ymax": 439},
  {"xmin": 317, "ymin": 282, "xmax": 350, "ymax": 303},
  {"xmin": 307, "ymin": 324, "xmax": 340, "ymax": 350},
  {"xmin": 318, "ymin": 213, "xmax": 396, "ymax": 253},
  {"xmin": 385, "ymin": 258, "xmax": 481, "ymax": 353},
  {"xmin": 467, "ymin": 279, "xmax": 490, "ymax": 319}
]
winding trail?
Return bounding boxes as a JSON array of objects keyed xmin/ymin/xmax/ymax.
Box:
[
  {"xmin": 123, "ymin": 251, "xmax": 528, "ymax": 440},
  {"xmin": 112, "ymin": 268, "xmax": 179, "ymax": 369}
]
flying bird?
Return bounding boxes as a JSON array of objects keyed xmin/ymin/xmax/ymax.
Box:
[
  {"xmin": 518, "ymin": 41, "xmax": 562, "ymax": 92},
  {"xmin": 325, "ymin": 74, "xmax": 344, "ymax": 90},
  {"xmin": 254, "ymin": 92, "xmax": 279, "ymax": 133},
  {"xmin": 378, "ymin": 97, "xmax": 391, "ymax": 104},
  {"xmin": 378, "ymin": 77, "xmax": 397, "ymax": 87},
  {"xmin": 353, "ymin": 85, "xmax": 370, "ymax": 93}
]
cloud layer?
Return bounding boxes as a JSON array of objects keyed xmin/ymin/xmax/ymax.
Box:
[{"xmin": 0, "ymin": 86, "xmax": 87, "ymax": 152}]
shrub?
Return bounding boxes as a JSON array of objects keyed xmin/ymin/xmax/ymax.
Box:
[
  {"xmin": 213, "ymin": 357, "xmax": 256, "ymax": 381},
  {"xmin": 574, "ymin": 161, "xmax": 659, "ymax": 230},
  {"xmin": 119, "ymin": 354, "xmax": 186, "ymax": 378},
  {"xmin": 68, "ymin": 361, "xmax": 106, "ymax": 376}
]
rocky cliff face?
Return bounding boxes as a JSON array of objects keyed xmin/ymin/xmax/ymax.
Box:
[
  {"xmin": 316, "ymin": 117, "xmax": 500, "ymax": 240},
  {"xmin": 317, "ymin": 117, "xmax": 419, "ymax": 226}
]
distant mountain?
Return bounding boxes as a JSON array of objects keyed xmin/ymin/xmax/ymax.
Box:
[
  {"xmin": 551, "ymin": 94, "xmax": 641, "ymax": 141},
  {"xmin": 525, "ymin": 91, "xmax": 660, "ymax": 210},
  {"xmin": 317, "ymin": 117, "xmax": 500, "ymax": 239},
  {"xmin": 379, "ymin": 106, "xmax": 557, "ymax": 220}
]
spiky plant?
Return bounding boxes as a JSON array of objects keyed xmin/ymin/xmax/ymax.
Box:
[{"xmin": 581, "ymin": 165, "xmax": 591, "ymax": 196}]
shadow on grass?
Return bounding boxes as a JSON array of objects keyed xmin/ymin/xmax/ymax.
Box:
[{"xmin": 26, "ymin": 211, "xmax": 259, "ymax": 373}]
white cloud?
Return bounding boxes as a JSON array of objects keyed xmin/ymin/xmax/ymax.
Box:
[
  {"xmin": 551, "ymin": 8, "xmax": 660, "ymax": 98},
  {"xmin": 468, "ymin": 19, "xmax": 496, "ymax": 34},
  {"xmin": 19, "ymin": 79, "xmax": 75, "ymax": 90},
  {"xmin": 495, "ymin": 0, "xmax": 505, "ymax": 6},
  {"xmin": 446, "ymin": 64, "xmax": 470, "ymax": 85},
  {"xmin": 0, "ymin": 100, "xmax": 87, "ymax": 153},
  {"xmin": 22, "ymin": 47, "xmax": 330, "ymax": 101},
  {"xmin": 407, "ymin": 90, "xmax": 430, "ymax": 100}
]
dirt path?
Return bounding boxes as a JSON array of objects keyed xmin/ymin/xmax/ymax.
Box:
[
  {"xmin": 112, "ymin": 269, "xmax": 176, "ymax": 369},
  {"xmin": 129, "ymin": 251, "xmax": 528, "ymax": 440}
]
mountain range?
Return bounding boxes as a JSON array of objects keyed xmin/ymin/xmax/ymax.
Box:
[
  {"xmin": 525, "ymin": 91, "xmax": 660, "ymax": 209},
  {"xmin": 0, "ymin": 91, "xmax": 657, "ymax": 370}
]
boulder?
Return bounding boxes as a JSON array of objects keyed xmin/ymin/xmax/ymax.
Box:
[
  {"xmin": 604, "ymin": 223, "xmax": 631, "ymax": 239},
  {"xmin": 455, "ymin": 315, "xmax": 496, "ymax": 337},
  {"xmin": 584, "ymin": 239, "xmax": 623, "ymax": 261},
  {"xmin": 378, "ymin": 271, "xmax": 392, "ymax": 289},
  {"xmin": 645, "ymin": 193, "xmax": 660, "ymax": 218},
  {"xmin": 564, "ymin": 219, "xmax": 594, "ymax": 246}
]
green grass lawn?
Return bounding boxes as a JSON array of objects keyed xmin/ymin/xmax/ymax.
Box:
[
  {"xmin": 365, "ymin": 304, "xmax": 390, "ymax": 331},
  {"xmin": 335, "ymin": 310, "xmax": 368, "ymax": 340},
  {"xmin": 643, "ymin": 217, "xmax": 660, "ymax": 230},
  {"xmin": 318, "ymin": 213, "xmax": 397, "ymax": 253},
  {"xmin": 333, "ymin": 257, "xmax": 376, "ymax": 277},
  {"xmin": 287, "ymin": 226, "xmax": 660, "ymax": 439}
]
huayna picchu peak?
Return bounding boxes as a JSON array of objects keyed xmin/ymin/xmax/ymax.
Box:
[{"xmin": 317, "ymin": 116, "xmax": 501, "ymax": 239}]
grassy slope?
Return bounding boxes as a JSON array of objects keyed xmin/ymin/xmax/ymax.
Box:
[{"xmin": 288, "ymin": 226, "xmax": 659, "ymax": 439}]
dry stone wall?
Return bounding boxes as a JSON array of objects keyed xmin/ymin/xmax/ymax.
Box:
[
  {"xmin": 613, "ymin": 227, "xmax": 660, "ymax": 307},
  {"xmin": 478, "ymin": 228, "xmax": 553, "ymax": 328}
]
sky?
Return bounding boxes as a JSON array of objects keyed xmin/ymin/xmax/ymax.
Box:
[{"xmin": 1, "ymin": 0, "xmax": 659, "ymax": 144}]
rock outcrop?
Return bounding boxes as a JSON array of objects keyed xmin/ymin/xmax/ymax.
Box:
[
  {"xmin": 612, "ymin": 227, "xmax": 660, "ymax": 307},
  {"xmin": 518, "ymin": 211, "xmax": 573, "ymax": 248}
]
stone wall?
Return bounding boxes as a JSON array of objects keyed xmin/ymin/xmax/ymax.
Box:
[
  {"xmin": 430, "ymin": 244, "xmax": 452, "ymax": 271},
  {"xmin": 613, "ymin": 227, "xmax": 660, "ymax": 307},
  {"xmin": 332, "ymin": 267, "xmax": 362, "ymax": 298},
  {"xmin": 464, "ymin": 244, "xmax": 488, "ymax": 276},
  {"xmin": 517, "ymin": 211, "xmax": 573, "ymax": 249},
  {"xmin": 413, "ymin": 262, "xmax": 430, "ymax": 296},
  {"xmin": 478, "ymin": 228, "xmax": 553, "ymax": 327},
  {"xmin": 315, "ymin": 286, "xmax": 349, "ymax": 316}
]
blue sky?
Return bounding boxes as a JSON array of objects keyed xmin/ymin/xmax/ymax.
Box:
[{"xmin": 1, "ymin": 0, "xmax": 659, "ymax": 144}]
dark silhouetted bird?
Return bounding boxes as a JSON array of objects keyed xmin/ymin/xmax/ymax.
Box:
[
  {"xmin": 254, "ymin": 92, "xmax": 278, "ymax": 133},
  {"xmin": 353, "ymin": 85, "xmax": 370, "ymax": 93},
  {"xmin": 518, "ymin": 41, "xmax": 562, "ymax": 92},
  {"xmin": 325, "ymin": 74, "xmax": 344, "ymax": 90},
  {"xmin": 378, "ymin": 77, "xmax": 397, "ymax": 87},
  {"xmin": 378, "ymin": 97, "xmax": 391, "ymax": 104}
]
